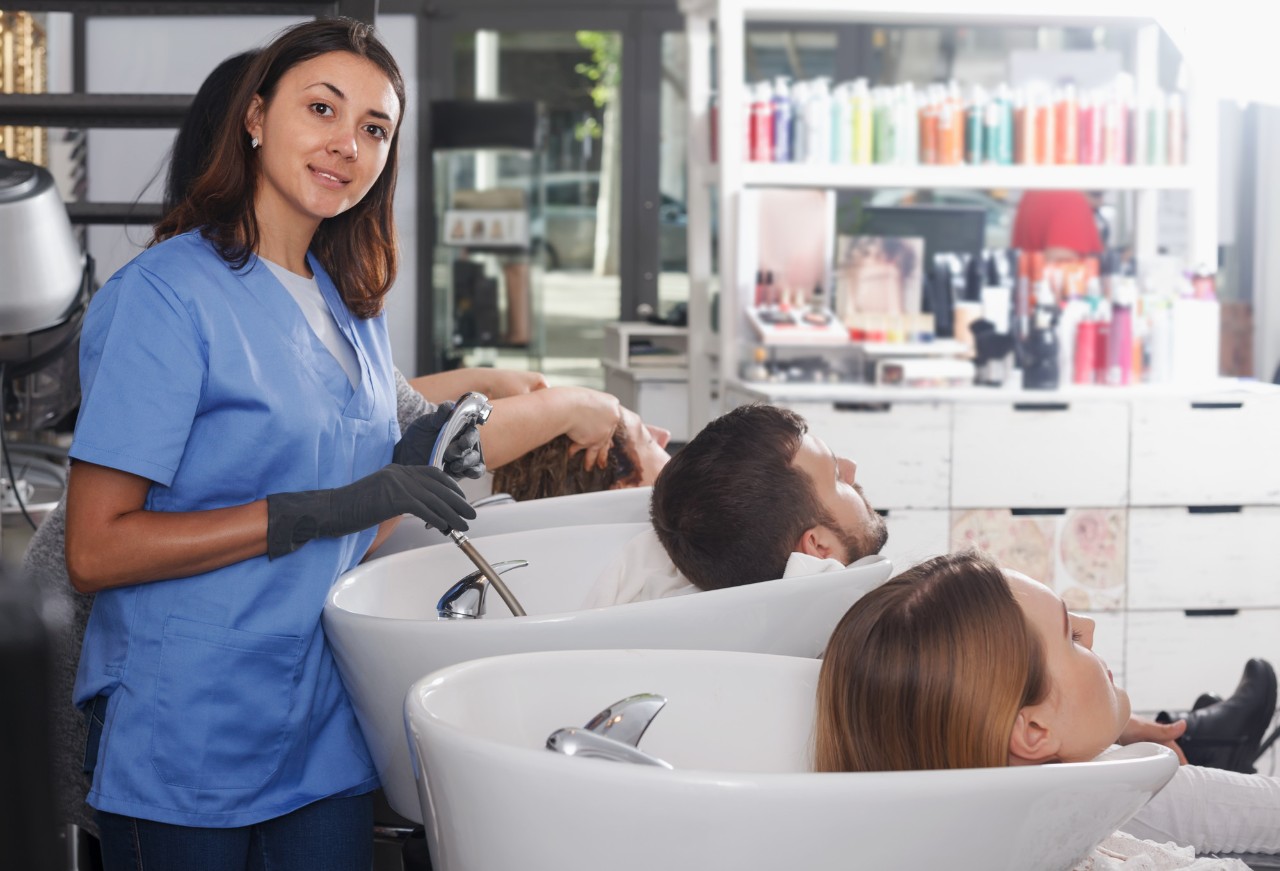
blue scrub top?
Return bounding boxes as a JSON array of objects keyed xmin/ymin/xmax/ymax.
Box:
[{"xmin": 70, "ymin": 230, "xmax": 397, "ymax": 827}]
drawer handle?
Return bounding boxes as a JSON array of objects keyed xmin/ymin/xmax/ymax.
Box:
[
  {"xmin": 1190, "ymin": 402, "xmax": 1244, "ymax": 410},
  {"xmin": 1187, "ymin": 506, "xmax": 1244, "ymax": 514},
  {"xmin": 1184, "ymin": 609, "xmax": 1240, "ymax": 618},
  {"xmin": 834, "ymin": 402, "xmax": 892, "ymax": 413},
  {"xmin": 1013, "ymin": 402, "xmax": 1069, "ymax": 412},
  {"xmin": 1010, "ymin": 508, "xmax": 1067, "ymax": 516}
]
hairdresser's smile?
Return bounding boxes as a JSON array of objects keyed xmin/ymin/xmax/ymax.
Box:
[{"xmin": 248, "ymin": 51, "xmax": 399, "ymax": 236}]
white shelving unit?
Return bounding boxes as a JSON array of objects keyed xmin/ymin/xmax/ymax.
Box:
[{"xmin": 679, "ymin": 0, "xmax": 1220, "ymax": 428}]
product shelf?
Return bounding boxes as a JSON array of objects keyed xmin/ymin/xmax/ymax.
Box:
[
  {"xmin": 679, "ymin": 0, "xmax": 1218, "ymax": 431},
  {"xmin": 733, "ymin": 163, "xmax": 1195, "ymax": 192},
  {"xmin": 682, "ymin": 0, "xmax": 1161, "ymax": 27}
]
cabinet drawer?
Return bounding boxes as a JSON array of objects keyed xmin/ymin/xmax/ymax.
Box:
[
  {"xmin": 1126, "ymin": 610, "xmax": 1280, "ymax": 714},
  {"xmin": 1130, "ymin": 397, "xmax": 1280, "ymax": 505},
  {"xmin": 950, "ymin": 508, "xmax": 1126, "ymax": 612},
  {"xmin": 784, "ymin": 401, "xmax": 951, "ymax": 510},
  {"xmin": 880, "ymin": 509, "xmax": 949, "ymax": 573},
  {"xmin": 951, "ymin": 401, "xmax": 1128, "ymax": 508},
  {"xmin": 1129, "ymin": 507, "xmax": 1280, "ymax": 609}
]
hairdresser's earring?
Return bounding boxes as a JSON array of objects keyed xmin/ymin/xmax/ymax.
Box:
[{"xmin": 250, "ymin": 136, "xmax": 260, "ymax": 149}]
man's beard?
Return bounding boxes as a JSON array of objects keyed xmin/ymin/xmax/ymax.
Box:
[{"xmin": 834, "ymin": 484, "xmax": 889, "ymax": 564}]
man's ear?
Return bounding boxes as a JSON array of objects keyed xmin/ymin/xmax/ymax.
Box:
[
  {"xmin": 1008, "ymin": 707, "xmax": 1061, "ymax": 765},
  {"xmin": 245, "ymin": 94, "xmax": 265, "ymax": 141},
  {"xmin": 795, "ymin": 526, "xmax": 839, "ymax": 559}
]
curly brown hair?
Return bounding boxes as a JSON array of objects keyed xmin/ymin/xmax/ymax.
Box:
[{"xmin": 491, "ymin": 430, "xmax": 640, "ymax": 501}]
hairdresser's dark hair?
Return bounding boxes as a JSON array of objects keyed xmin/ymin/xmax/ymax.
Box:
[
  {"xmin": 153, "ymin": 17, "xmax": 405, "ymax": 318},
  {"xmin": 814, "ymin": 552, "xmax": 1050, "ymax": 773},
  {"xmin": 491, "ymin": 430, "xmax": 639, "ymax": 501},
  {"xmin": 650, "ymin": 403, "xmax": 831, "ymax": 591},
  {"xmin": 164, "ymin": 50, "xmax": 259, "ymax": 215}
]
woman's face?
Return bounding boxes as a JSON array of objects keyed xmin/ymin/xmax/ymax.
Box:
[
  {"xmin": 247, "ymin": 50, "xmax": 399, "ymax": 233},
  {"xmin": 617, "ymin": 407, "xmax": 670, "ymax": 487},
  {"xmin": 1006, "ymin": 571, "xmax": 1130, "ymax": 763}
]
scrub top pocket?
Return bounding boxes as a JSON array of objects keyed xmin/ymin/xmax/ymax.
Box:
[{"xmin": 151, "ymin": 617, "xmax": 304, "ymax": 790}]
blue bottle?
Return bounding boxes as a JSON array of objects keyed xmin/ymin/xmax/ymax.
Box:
[{"xmin": 772, "ymin": 76, "xmax": 793, "ymax": 163}]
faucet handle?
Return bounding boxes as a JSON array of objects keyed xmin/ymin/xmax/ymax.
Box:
[
  {"xmin": 545, "ymin": 728, "xmax": 673, "ymax": 769},
  {"xmin": 436, "ymin": 559, "xmax": 528, "ymax": 620},
  {"xmin": 582, "ymin": 693, "xmax": 667, "ymax": 748}
]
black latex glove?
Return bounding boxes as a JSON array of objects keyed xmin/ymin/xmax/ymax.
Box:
[
  {"xmin": 265, "ymin": 464, "xmax": 477, "ymax": 559},
  {"xmin": 393, "ymin": 402, "xmax": 486, "ymax": 480}
]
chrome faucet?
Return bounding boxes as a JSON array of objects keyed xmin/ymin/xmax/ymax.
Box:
[
  {"xmin": 545, "ymin": 693, "xmax": 672, "ymax": 769},
  {"xmin": 437, "ymin": 560, "xmax": 528, "ymax": 620},
  {"xmin": 429, "ymin": 392, "xmax": 526, "ymax": 617}
]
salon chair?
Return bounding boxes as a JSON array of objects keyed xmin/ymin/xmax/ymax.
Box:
[
  {"xmin": 372, "ymin": 486, "xmax": 653, "ymax": 558},
  {"xmin": 405, "ymin": 648, "xmax": 1180, "ymax": 871},
  {"xmin": 323, "ymin": 522, "xmax": 893, "ymax": 821}
]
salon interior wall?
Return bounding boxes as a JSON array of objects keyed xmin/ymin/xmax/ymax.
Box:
[{"xmin": 81, "ymin": 14, "xmax": 421, "ymax": 374}]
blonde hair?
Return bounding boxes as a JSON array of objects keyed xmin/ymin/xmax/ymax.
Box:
[{"xmin": 814, "ymin": 552, "xmax": 1050, "ymax": 772}]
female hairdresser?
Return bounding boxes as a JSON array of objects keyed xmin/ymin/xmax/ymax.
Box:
[
  {"xmin": 62, "ymin": 18, "xmax": 468, "ymax": 870},
  {"xmin": 816, "ymin": 552, "xmax": 1280, "ymax": 858}
]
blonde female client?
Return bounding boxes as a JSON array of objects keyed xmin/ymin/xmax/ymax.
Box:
[{"xmin": 817, "ymin": 552, "xmax": 1280, "ymax": 862}]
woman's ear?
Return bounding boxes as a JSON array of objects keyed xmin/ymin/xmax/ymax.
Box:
[
  {"xmin": 1008, "ymin": 708, "xmax": 1061, "ymax": 765},
  {"xmin": 795, "ymin": 526, "xmax": 838, "ymax": 559},
  {"xmin": 245, "ymin": 94, "xmax": 265, "ymax": 141}
]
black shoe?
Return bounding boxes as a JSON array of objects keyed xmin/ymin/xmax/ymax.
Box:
[
  {"xmin": 1158, "ymin": 659, "xmax": 1277, "ymax": 774},
  {"xmin": 1194, "ymin": 692, "xmax": 1223, "ymax": 711}
]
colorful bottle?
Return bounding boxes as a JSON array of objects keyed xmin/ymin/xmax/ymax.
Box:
[
  {"xmin": 805, "ymin": 77, "xmax": 833, "ymax": 165},
  {"xmin": 852, "ymin": 79, "xmax": 874, "ymax": 164},
  {"xmin": 749, "ymin": 81, "xmax": 774, "ymax": 162},
  {"xmin": 771, "ymin": 76, "xmax": 793, "ymax": 163},
  {"xmin": 1055, "ymin": 84, "xmax": 1078, "ymax": 165},
  {"xmin": 966, "ymin": 85, "xmax": 985, "ymax": 165}
]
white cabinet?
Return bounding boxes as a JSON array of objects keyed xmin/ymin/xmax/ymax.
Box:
[
  {"xmin": 781, "ymin": 401, "xmax": 950, "ymax": 510},
  {"xmin": 1130, "ymin": 397, "xmax": 1280, "ymax": 506},
  {"xmin": 951, "ymin": 401, "xmax": 1129, "ymax": 509},
  {"xmin": 1126, "ymin": 611, "xmax": 1280, "ymax": 714},
  {"xmin": 730, "ymin": 381, "xmax": 1280, "ymax": 714},
  {"xmin": 1128, "ymin": 507, "xmax": 1280, "ymax": 610},
  {"xmin": 950, "ymin": 507, "xmax": 1127, "ymax": 613},
  {"xmin": 880, "ymin": 509, "xmax": 950, "ymax": 572}
]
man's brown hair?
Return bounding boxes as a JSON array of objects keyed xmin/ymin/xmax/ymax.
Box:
[{"xmin": 650, "ymin": 403, "xmax": 832, "ymax": 591}]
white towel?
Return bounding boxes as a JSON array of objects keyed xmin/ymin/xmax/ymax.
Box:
[
  {"xmin": 581, "ymin": 529, "xmax": 871, "ymax": 608},
  {"xmin": 580, "ymin": 529, "xmax": 696, "ymax": 609}
]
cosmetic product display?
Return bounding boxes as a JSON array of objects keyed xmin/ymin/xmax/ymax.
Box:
[
  {"xmin": 747, "ymin": 272, "xmax": 848, "ymax": 346},
  {"xmin": 729, "ymin": 74, "xmax": 1186, "ymax": 168}
]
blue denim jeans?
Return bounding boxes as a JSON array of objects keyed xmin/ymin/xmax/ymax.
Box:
[{"xmin": 96, "ymin": 792, "xmax": 373, "ymax": 871}]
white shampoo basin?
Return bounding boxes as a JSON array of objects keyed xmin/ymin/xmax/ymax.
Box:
[
  {"xmin": 323, "ymin": 523, "xmax": 893, "ymax": 820},
  {"xmin": 405, "ymin": 649, "xmax": 1179, "ymax": 871},
  {"xmin": 374, "ymin": 486, "xmax": 653, "ymax": 557}
]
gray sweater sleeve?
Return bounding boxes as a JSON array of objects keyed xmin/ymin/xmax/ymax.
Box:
[{"xmin": 394, "ymin": 367, "xmax": 435, "ymax": 435}]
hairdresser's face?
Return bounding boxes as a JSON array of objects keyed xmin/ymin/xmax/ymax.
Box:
[
  {"xmin": 617, "ymin": 407, "xmax": 670, "ymax": 487},
  {"xmin": 791, "ymin": 433, "xmax": 887, "ymax": 563},
  {"xmin": 247, "ymin": 50, "xmax": 399, "ymax": 234},
  {"xmin": 1008, "ymin": 571, "xmax": 1130, "ymax": 763}
]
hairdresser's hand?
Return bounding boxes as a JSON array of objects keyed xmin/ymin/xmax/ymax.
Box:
[
  {"xmin": 562, "ymin": 387, "xmax": 623, "ymax": 472},
  {"xmin": 266, "ymin": 465, "xmax": 476, "ymax": 559},
  {"xmin": 482, "ymin": 369, "xmax": 549, "ymax": 399},
  {"xmin": 1118, "ymin": 714, "xmax": 1188, "ymax": 765},
  {"xmin": 394, "ymin": 403, "xmax": 485, "ymax": 479}
]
